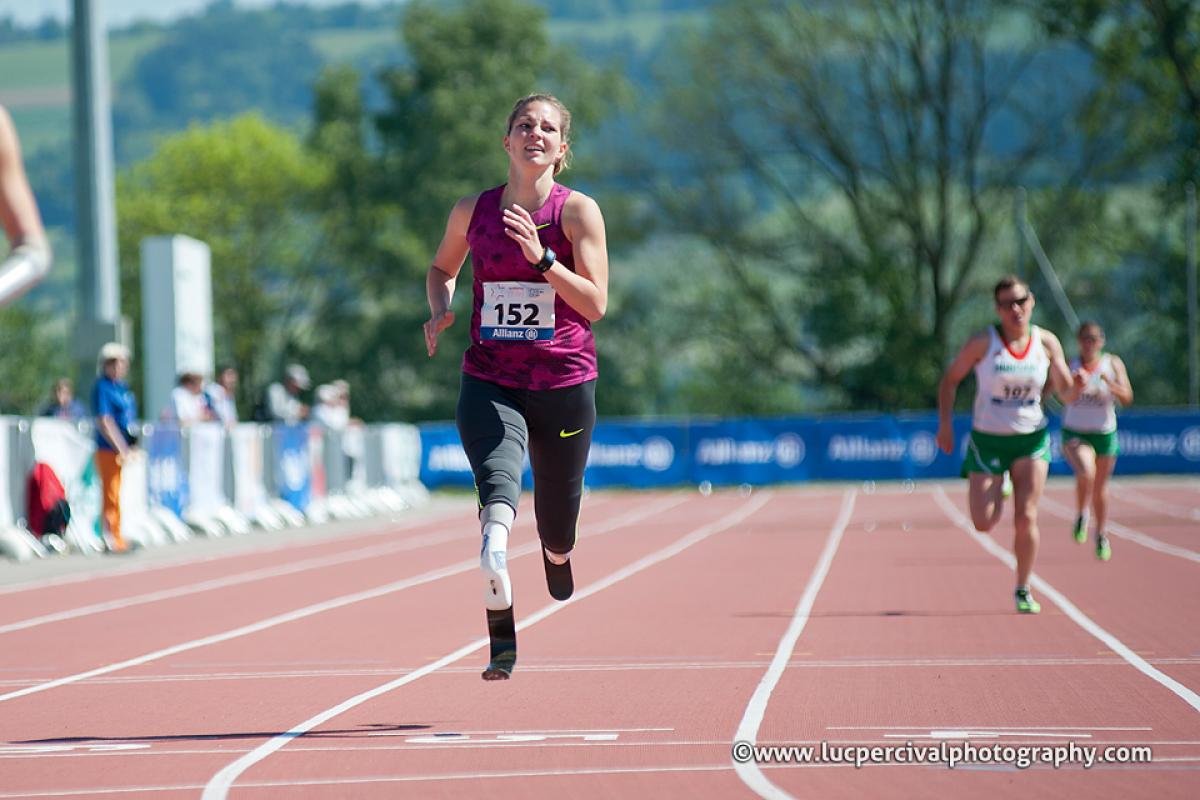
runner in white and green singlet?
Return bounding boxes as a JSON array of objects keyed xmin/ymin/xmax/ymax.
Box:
[
  {"xmin": 936, "ymin": 276, "xmax": 1076, "ymax": 614},
  {"xmin": 1061, "ymin": 321, "xmax": 1134, "ymax": 562}
]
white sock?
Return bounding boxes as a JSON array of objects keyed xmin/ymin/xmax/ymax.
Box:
[
  {"xmin": 480, "ymin": 504, "xmax": 514, "ymax": 611},
  {"xmin": 545, "ymin": 547, "xmax": 571, "ymax": 566}
]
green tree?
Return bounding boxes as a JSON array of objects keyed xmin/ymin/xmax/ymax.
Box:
[
  {"xmin": 116, "ymin": 114, "xmax": 329, "ymax": 414},
  {"xmin": 0, "ymin": 307, "xmax": 71, "ymax": 414},
  {"xmin": 655, "ymin": 0, "xmax": 1084, "ymax": 411},
  {"xmin": 1035, "ymin": 0, "xmax": 1200, "ymax": 184},
  {"xmin": 113, "ymin": 3, "xmax": 324, "ymax": 160},
  {"xmin": 305, "ymin": 0, "xmax": 620, "ymax": 420},
  {"xmin": 1031, "ymin": 0, "xmax": 1200, "ymax": 405}
]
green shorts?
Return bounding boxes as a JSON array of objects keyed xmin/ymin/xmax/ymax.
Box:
[
  {"xmin": 961, "ymin": 428, "xmax": 1051, "ymax": 477},
  {"xmin": 1062, "ymin": 428, "xmax": 1119, "ymax": 457}
]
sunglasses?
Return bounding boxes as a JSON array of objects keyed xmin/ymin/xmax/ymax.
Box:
[
  {"xmin": 1080, "ymin": 334, "xmax": 1103, "ymax": 342},
  {"xmin": 996, "ymin": 294, "xmax": 1031, "ymax": 310}
]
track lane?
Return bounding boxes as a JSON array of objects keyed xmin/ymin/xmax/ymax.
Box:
[
  {"xmin": 0, "ymin": 492, "xmax": 713, "ymax": 797},
  {"xmin": 1, "ymin": 482, "xmax": 1195, "ymax": 800},
  {"xmin": 753, "ymin": 487, "xmax": 1197, "ymax": 799}
]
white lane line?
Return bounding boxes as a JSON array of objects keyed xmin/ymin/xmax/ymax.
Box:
[
  {"xmin": 0, "ymin": 495, "xmax": 686, "ymax": 705},
  {"xmin": 0, "ymin": 528, "xmax": 475, "ymax": 635},
  {"xmin": 1041, "ymin": 496, "xmax": 1200, "ymax": 564},
  {"xmin": 366, "ymin": 726, "xmax": 675, "ymax": 735},
  {"xmin": 9, "ymin": 736, "xmax": 1200, "ymax": 763},
  {"xmin": 933, "ymin": 486, "xmax": 1200, "ymax": 714},
  {"xmin": 10, "ymin": 738, "xmax": 1200, "ymax": 763},
  {"xmin": 1111, "ymin": 486, "xmax": 1200, "ymax": 521},
  {"xmin": 201, "ymin": 493, "xmax": 772, "ymax": 800},
  {"xmin": 11, "ymin": 654, "xmax": 1195, "ymax": 688},
  {"xmin": 0, "ymin": 505, "xmax": 473, "ymax": 596},
  {"xmin": 14, "ymin": 766, "xmax": 742, "ymax": 798},
  {"xmin": 9, "ymin": 753, "xmax": 1196, "ymax": 799},
  {"xmin": 829, "ymin": 725, "xmax": 1152, "ymax": 731},
  {"xmin": 733, "ymin": 489, "xmax": 857, "ymax": 800}
]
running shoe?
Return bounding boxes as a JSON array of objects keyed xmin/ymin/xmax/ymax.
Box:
[
  {"xmin": 1014, "ymin": 586, "xmax": 1041, "ymax": 614},
  {"xmin": 1096, "ymin": 534, "xmax": 1112, "ymax": 562},
  {"xmin": 1072, "ymin": 515, "xmax": 1088, "ymax": 544},
  {"xmin": 1001, "ymin": 471, "xmax": 1013, "ymax": 499}
]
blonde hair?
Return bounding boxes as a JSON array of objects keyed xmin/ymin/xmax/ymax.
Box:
[{"xmin": 506, "ymin": 93, "xmax": 572, "ymax": 176}]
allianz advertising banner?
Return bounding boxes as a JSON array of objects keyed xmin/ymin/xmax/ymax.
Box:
[
  {"xmin": 689, "ymin": 418, "xmax": 816, "ymax": 485},
  {"xmin": 420, "ymin": 423, "xmax": 475, "ymax": 489},
  {"xmin": 419, "ymin": 410, "xmax": 1200, "ymax": 489},
  {"xmin": 586, "ymin": 420, "xmax": 688, "ymax": 486},
  {"xmin": 1048, "ymin": 411, "xmax": 1200, "ymax": 476},
  {"xmin": 818, "ymin": 414, "xmax": 974, "ymax": 481},
  {"xmin": 147, "ymin": 424, "xmax": 186, "ymax": 516},
  {"xmin": 273, "ymin": 425, "xmax": 312, "ymax": 513}
]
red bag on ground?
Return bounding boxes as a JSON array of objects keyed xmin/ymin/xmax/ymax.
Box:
[{"xmin": 26, "ymin": 462, "xmax": 72, "ymax": 537}]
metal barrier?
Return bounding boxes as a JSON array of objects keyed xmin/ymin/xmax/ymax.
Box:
[{"xmin": 0, "ymin": 417, "xmax": 426, "ymax": 561}]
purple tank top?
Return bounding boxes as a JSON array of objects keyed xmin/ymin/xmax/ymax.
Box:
[{"xmin": 462, "ymin": 183, "xmax": 599, "ymax": 390}]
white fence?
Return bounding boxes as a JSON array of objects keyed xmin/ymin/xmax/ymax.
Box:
[{"xmin": 0, "ymin": 417, "xmax": 426, "ymax": 562}]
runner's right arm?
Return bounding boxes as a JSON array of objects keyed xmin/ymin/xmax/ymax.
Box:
[
  {"xmin": 936, "ymin": 331, "xmax": 988, "ymax": 454},
  {"xmin": 424, "ymin": 195, "xmax": 477, "ymax": 357}
]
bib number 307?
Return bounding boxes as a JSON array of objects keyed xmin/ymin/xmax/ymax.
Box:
[{"xmin": 482, "ymin": 282, "xmax": 556, "ymax": 342}]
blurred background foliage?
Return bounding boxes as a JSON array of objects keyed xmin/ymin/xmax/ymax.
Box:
[{"xmin": 0, "ymin": 0, "xmax": 1196, "ymax": 420}]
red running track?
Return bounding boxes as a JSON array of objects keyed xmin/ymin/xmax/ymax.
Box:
[{"xmin": 0, "ymin": 479, "xmax": 1196, "ymax": 798}]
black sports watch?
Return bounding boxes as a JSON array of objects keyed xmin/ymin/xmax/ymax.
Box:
[{"xmin": 532, "ymin": 246, "xmax": 556, "ymax": 273}]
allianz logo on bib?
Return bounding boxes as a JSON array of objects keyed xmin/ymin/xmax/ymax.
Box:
[
  {"xmin": 827, "ymin": 432, "xmax": 939, "ymax": 466},
  {"xmin": 696, "ymin": 434, "xmax": 805, "ymax": 468},
  {"xmin": 483, "ymin": 327, "xmax": 551, "ymax": 341}
]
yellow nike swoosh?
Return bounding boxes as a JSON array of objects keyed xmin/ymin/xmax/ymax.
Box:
[
  {"xmin": 535, "ymin": 223, "xmax": 551, "ymax": 230},
  {"xmin": 559, "ymin": 428, "xmax": 584, "ymax": 438}
]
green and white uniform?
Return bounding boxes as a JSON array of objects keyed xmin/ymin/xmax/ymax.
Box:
[
  {"xmin": 963, "ymin": 325, "xmax": 1051, "ymax": 475},
  {"xmin": 1062, "ymin": 355, "xmax": 1119, "ymax": 456}
]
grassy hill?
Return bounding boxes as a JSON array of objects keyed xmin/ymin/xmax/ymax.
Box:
[
  {"xmin": 0, "ymin": 7, "xmax": 706, "ymax": 154},
  {"xmin": 0, "ymin": 30, "xmax": 164, "ymax": 152}
]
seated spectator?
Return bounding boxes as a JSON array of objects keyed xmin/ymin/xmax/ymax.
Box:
[
  {"xmin": 205, "ymin": 364, "xmax": 239, "ymax": 427},
  {"xmin": 38, "ymin": 378, "xmax": 87, "ymax": 421}
]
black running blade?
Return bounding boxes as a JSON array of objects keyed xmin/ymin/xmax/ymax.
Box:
[
  {"xmin": 543, "ymin": 550, "xmax": 574, "ymax": 601},
  {"xmin": 482, "ymin": 607, "xmax": 516, "ymax": 680}
]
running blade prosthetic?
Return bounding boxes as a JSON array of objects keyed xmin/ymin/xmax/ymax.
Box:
[
  {"xmin": 542, "ymin": 548, "xmax": 574, "ymax": 601},
  {"xmin": 482, "ymin": 607, "xmax": 517, "ymax": 680}
]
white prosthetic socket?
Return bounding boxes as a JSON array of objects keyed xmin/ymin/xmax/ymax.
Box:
[
  {"xmin": 0, "ymin": 240, "xmax": 52, "ymax": 306},
  {"xmin": 480, "ymin": 502, "xmax": 515, "ymax": 611}
]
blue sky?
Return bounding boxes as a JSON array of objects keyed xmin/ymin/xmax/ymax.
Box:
[{"xmin": 0, "ymin": 1, "xmax": 394, "ymax": 28}]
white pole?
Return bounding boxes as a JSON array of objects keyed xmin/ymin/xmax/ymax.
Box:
[{"xmin": 1020, "ymin": 217, "xmax": 1080, "ymax": 333}]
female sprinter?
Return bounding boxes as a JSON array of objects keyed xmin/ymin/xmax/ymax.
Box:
[
  {"xmin": 1061, "ymin": 321, "xmax": 1133, "ymax": 561},
  {"xmin": 936, "ymin": 276, "xmax": 1075, "ymax": 614},
  {"xmin": 423, "ymin": 94, "xmax": 608, "ymax": 679}
]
